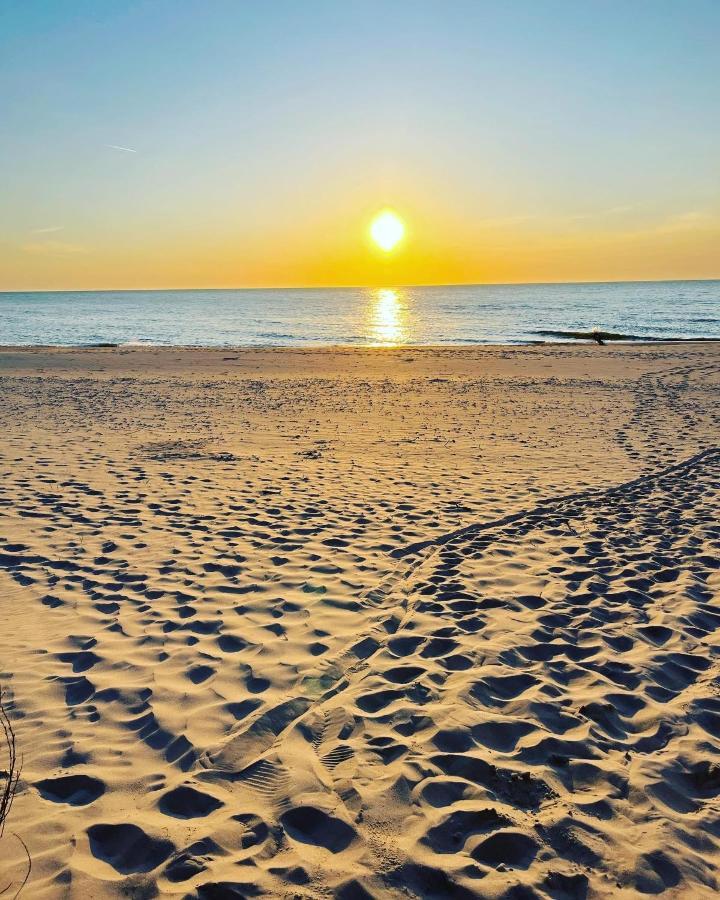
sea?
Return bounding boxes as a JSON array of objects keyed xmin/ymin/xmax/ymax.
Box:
[{"xmin": 1, "ymin": 281, "xmax": 718, "ymax": 347}]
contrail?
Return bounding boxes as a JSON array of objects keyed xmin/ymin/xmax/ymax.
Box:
[{"xmin": 106, "ymin": 144, "xmax": 137, "ymax": 153}]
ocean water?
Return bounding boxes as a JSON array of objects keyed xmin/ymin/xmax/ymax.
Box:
[{"xmin": 1, "ymin": 281, "xmax": 718, "ymax": 347}]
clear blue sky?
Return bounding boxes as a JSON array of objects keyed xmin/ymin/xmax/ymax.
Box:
[{"xmin": 1, "ymin": 0, "xmax": 719, "ymax": 288}]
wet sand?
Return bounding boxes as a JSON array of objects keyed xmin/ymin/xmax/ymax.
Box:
[{"xmin": 1, "ymin": 344, "xmax": 719, "ymax": 898}]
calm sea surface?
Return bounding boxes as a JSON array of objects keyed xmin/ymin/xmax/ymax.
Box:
[{"xmin": 1, "ymin": 281, "xmax": 718, "ymax": 347}]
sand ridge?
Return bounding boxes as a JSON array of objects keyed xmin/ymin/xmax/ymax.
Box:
[{"xmin": 0, "ymin": 344, "xmax": 719, "ymax": 898}]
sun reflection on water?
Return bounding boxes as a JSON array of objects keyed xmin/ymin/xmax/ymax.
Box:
[{"xmin": 366, "ymin": 288, "xmax": 408, "ymax": 345}]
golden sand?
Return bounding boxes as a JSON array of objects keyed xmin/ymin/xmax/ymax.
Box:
[{"xmin": 1, "ymin": 344, "xmax": 719, "ymax": 898}]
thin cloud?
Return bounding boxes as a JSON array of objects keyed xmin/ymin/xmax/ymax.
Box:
[
  {"xmin": 649, "ymin": 211, "xmax": 718, "ymax": 236},
  {"xmin": 475, "ymin": 214, "xmax": 536, "ymax": 229},
  {"xmin": 583, "ymin": 211, "xmax": 720, "ymax": 246},
  {"xmin": 21, "ymin": 240, "xmax": 89, "ymax": 256},
  {"xmin": 106, "ymin": 144, "xmax": 137, "ymax": 153},
  {"xmin": 30, "ymin": 225, "xmax": 63, "ymax": 234}
]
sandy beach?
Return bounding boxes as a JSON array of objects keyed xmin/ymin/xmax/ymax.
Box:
[{"xmin": 1, "ymin": 343, "xmax": 719, "ymax": 899}]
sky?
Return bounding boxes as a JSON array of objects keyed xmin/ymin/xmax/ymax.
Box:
[{"xmin": 1, "ymin": 0, "xmax": 719, "ymax": 290}]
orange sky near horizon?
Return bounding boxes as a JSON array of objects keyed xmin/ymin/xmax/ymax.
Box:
[{"xmin": 4, "ymin": 207, "xmax": 719, "ymax": 292}]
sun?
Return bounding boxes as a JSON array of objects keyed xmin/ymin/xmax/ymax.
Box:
[{"xmin": 370, "ymin": 209, "xmax": 405, "ymax": 252}]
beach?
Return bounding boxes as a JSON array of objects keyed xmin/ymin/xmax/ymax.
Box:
[{"xmin": 1, "ymin": 342, "xmax": 719, "ymax": 898}]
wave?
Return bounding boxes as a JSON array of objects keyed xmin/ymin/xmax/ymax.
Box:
[
  {"xmin": 535, "ymin": 330, "xmax": 720, "ymax": 343},
  {"xmin": 535, "ymin": 330, "xmax": 655, "ymax": 342}
]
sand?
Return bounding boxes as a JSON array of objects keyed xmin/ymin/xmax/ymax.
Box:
[{"xmin": 0, "ymin": 343, "xmax": 719, "ymax": 899}]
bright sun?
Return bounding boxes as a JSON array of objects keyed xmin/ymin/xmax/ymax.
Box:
[{"xmin": 370, "ymin": 209, "xmax": 405, "ymax": 252}]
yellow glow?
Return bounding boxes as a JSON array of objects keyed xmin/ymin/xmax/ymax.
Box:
[
  {"xmin": 4, "ymin": 195, "xmax": 720, "ymax": 290},
  {"xmin": 370, "ymin": 210, "xmax": 405, "ymax": 252},
  {"xmin": 367, "ymin": 288, "xmax": 408, "ymax": 345}
]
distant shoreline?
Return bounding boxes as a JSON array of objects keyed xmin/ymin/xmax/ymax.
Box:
[{"xmin": 2, "ymin": 277, "xmax": 719, "ymax": 294}]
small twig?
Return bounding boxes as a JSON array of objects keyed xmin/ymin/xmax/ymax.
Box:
[
  {"xmin": 10, "ymin": 835, "xmax": 31, "ymax": 900},
  {"xmin": 0, "ymin": 691, "xmax": 30, "ymax": 898},
  {"xmin": 0, "ymin": 694, "xmax": 21, "ymax": 840}
]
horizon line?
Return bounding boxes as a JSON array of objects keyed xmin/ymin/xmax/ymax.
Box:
[{"xmin": 2, "ymin": 276, "xmax": 719, "ymax": 295}]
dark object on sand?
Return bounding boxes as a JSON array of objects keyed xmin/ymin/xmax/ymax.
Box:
[{"xmin": 536, "ymin": 329, "xmax": 643, "ymax": 344}]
